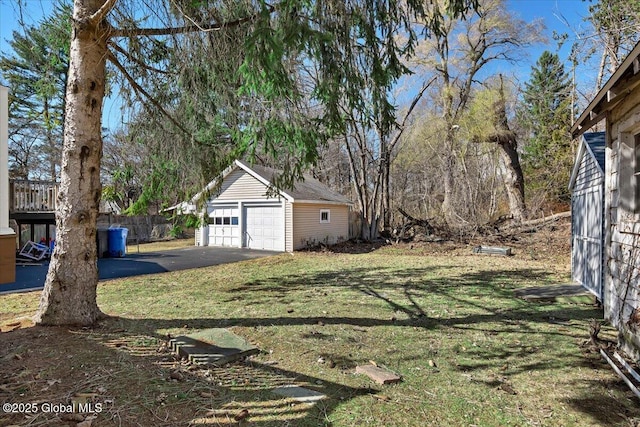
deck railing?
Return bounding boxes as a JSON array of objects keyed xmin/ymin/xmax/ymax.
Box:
[{"xmin": 9, "ymin": 179, "xmax": 59, "ymax": 213}]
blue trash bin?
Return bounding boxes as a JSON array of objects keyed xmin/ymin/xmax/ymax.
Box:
[{"xmin": 107, "ymin": 227, "xmax": 128, "ymax": 257}]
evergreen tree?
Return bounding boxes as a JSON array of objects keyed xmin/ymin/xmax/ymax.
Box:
[
  {"xmin": 31, "ymin": 0, "xmax": 479, "ymax": 326},
  {"xmin": 0, "ymin": 1, "xmax": 71, "ymax": 180},
  {"xmin": 519, "ymin": 50, "xmax": 573, "ymax": 206}
]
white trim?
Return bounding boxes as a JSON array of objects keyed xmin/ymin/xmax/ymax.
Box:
[
  {"xmin": 0, "ymin": 85, "xmax": 12, "ymax": 233},
  {"xmin": 568, "ymin": 140, "xmax": 588, "ymax": 190},
  {"xmin": 294, "ymin": 199, "xmax": 354, "ymax": 206},
  {"xmin": 210, "ymin": 199, "xmax": 282, "ymax": 205},
  {"xmin": 320, "ymin": 209, "xmax": 331, "ymax": 224},
  {"xmin": 234, "ymin": 160, "xmax": 294, "ymax": 202},
  {"xmin": 569, "ymin": 134, "xmax": 605, "ymax": 190}
]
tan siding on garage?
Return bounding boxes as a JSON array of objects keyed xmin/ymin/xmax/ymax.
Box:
[
  {"xmin": 292, "ymin": 203, "xmax": 349, "ymax": 250},
  {"xmin": 216, "ymin": 170, "xmax": 271, "ymax": 200}
]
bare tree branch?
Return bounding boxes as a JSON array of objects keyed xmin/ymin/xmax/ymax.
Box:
[
  {"xmin": 109, "ymin": 5, "xmax": 274, "ymax": 38},
  {"xmin": 390, "ymin": 76, "xmax": 437, "ymax": 150},
  {"xmin": 89, "ymin": 0, "xmax": 118, "ymax": 25}
]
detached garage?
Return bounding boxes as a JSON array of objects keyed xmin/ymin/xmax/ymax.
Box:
[
  {"xmin": 188, "ymin": 160, "xmax": 352, "ymax": 252},
  {"xmin": 568, "ymin": 131, "xmax": 605, "ymax": 300}
]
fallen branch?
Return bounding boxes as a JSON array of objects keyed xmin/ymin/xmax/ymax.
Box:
[
  {"xmin": 499, "ymin": 211, "xmax": 571, "ymax": 232},
  {"xmin": 397, "ymin": 208, "xmax": 434, "ymax": 233}
]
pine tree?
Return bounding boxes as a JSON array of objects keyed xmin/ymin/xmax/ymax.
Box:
[
  {"xmin": 30, "ymin": 0, "xmax": 479, "ymax": 326},
  {"xmin": 519, "ymin": 50, "xmax": 573, "ymax": 206},
  {"xmin": 0, "ymin": 1, "xmax": 71, "ymax": 180}
]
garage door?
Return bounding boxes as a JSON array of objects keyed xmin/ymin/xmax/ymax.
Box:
[
  {"xmin": 571, "ymin": 185, "xmax": 603, "ymax": 300},
  {"xmin": 244, "ymin": 205, "xmax": 284, "ymax": 251},
  {"xmin": 208, "ymin": 206, "xmax": 240, "ymax": 247}
]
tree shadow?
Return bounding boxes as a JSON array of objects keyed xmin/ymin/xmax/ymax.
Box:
[
  {"xmin": 1, "ymin": 261, "xmax": 627, "ymax": 425},
  {"xmin": 563, "ymin": 378, "xmax": 640, "ymax": 426}
]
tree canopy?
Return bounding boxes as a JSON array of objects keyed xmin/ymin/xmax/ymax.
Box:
[
  {"xmin": 519, "ymin": 50, "xmax": 573, "ymax": 206},
  {"xmin": 0, "ymin": 1, "xmax": 71, "ymax": 180},
  {"xmin": 23, "ymin": 0, "xmax": 480, "ymax": 326}
]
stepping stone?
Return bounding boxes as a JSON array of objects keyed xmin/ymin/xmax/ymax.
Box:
[
  {"xmin": 272, "ymin": 385, "xmax": 326, "ymax": 402},
  {"xmin": 170, "ymin": 328, "xmax": 259, "ymax": 366},
  {"xmin": 356, "ymin": 364, "xmax": 402, "ymax": 384}
]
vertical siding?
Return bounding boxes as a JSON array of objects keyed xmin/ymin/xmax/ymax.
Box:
[
  {"xmin": 571, "ymin": 145, "xmax": 605, "ymax": 299},
  {"xmin": 292, "ymin": 204, "xmax": 349, "ymax": 250},
  {"xmin": 215, "ymin": 169, "xmax": 271, "ymax": 200}
]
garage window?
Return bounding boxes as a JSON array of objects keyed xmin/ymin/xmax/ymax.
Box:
[
  {"xmin": 210, "ymin": 216, "xmax": 239, "ymax": 225},
  {"xmin": 320, "ymin": 209, "xmax": 330, "ymax": 223}
]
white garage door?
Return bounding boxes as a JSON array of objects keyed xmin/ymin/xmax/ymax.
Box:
[
  {"xmin": 244, "ymin": 205, "xmax": 284, "ymax": 251},
  {"xmin": 208, "ymin": 206, "xmax": 240, "ymax": 247}
]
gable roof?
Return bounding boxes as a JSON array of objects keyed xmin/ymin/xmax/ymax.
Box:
[
  {"xmin": 568, "ymin": 131, "xmax": 606, "ymax": 190},
  {"xmin": 584, "ymin": 131, "xmax": 606, "ymax": 171},
  {"xmin": 244, "ymin": 162, "xmax": 352, "ymax": 204},
  {"xmin": 572, "ymin": 41, "xmax": 640, "ymax": 138},
  {"xmin": 190, "ymin": 160, "xmax": 352, "ymax": 206}
]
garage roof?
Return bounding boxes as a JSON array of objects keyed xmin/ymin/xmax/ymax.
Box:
[
  {"xmin": 188, "ymin": 160, "xmax": 352, "ymax": 207},
  {"xmin": 245, "ymin": 162, "xmax": 352, "ymax": 204}
]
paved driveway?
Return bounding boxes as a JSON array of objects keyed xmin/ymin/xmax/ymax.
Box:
[{"xmin": 2, "ymin": 246, "xmax": 278, "ymax": 294}]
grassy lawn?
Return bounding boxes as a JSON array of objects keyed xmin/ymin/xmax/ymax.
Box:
[{"xmin": 0, "ymin": 244, "xmax": 638, "ymax": 426}]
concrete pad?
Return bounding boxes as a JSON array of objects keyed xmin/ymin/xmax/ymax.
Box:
[
  {"xmin": 170, "ymin": 328, "xmax": 259, "ymax": 366},
  {"xmin": 272, "ymin": 385, "xmax": 326, "ymax": 402},
  {"xmin": 514, "ymin": 284, "xmax": 593, "ymax": 303}
]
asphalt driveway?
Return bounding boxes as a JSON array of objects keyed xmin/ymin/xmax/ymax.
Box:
[{"xmin": 1, "ymin": 246, "xmax": 278, "ymax": 294}]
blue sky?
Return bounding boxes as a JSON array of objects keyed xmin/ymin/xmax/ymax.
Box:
[{"xmin": 0, "ymin": 0, "xmax": 595, "ymax": 128}]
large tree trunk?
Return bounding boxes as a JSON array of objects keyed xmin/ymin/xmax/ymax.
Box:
[
  {"xmin": 441, "ymin": 139, "xmax": 458, "ymax": 226},
  {"xmin": 491, "ymin": 76, "xmax": 526, "ymax": 222},
  {"xmin": 34, "ymin": 0, "xmax": 110, "ymax": 326},
  {"xmin": 497, "ymin": 135, "xmax": 526, "ymax": 222}
]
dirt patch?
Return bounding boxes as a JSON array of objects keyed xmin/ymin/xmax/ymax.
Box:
[{"xmin": 0, "ymin": 322, "xmax": 213, "ymax": 426}]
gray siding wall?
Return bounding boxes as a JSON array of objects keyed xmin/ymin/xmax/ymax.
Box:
[
  {"xmin": 292, "ymin": 203, "xmax": 349, "ymax": 250},
  {"xmin": 606, "ymin": 104, "xmax": 640, "ymax": 359},
  {"xmin": 574, "ymin": 149, "xmax": 603, "ymax": 191}
]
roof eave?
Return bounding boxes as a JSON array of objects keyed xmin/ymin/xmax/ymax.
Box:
[
  {"xmin": 572, "ymin": 42, "xmax": 640, "ymax": 138},
  {"xmin": 292, "ymin": 199, "xmax": 353, "ymax": 206}
]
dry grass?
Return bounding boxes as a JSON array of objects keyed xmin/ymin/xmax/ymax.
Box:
[
  {"xmin": 0, "ymin": 230, "xmax": 638, "ymax": 426},
  {"xmin": 126, "ymin": 238, "xmax": 193, "ymax": 254}
]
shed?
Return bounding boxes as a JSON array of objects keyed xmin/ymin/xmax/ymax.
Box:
[
  {"xmin": 572, "ymin": 40, "xmax": 640, "ymax": 359},
  {"xmin": 568, "ymin": 132, "xmax": 606, "ymax": 300},
  {"xmin": 185, "ymin": 160, "xmax": 352, "ymax": 252}
]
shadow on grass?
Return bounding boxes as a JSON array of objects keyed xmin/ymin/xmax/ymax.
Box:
[
  {"xmin": 564, "ymin": 378, "xmax": 640, "ymax": 425},
  {"xmin": 0, "ymin": 323, "xmax": 376, "ymax": 427},
  {"xmin": 1, "ymin": 262, "xmax": 623, "ymax": 425}
]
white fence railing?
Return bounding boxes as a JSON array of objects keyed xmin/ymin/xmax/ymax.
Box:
[{"xmin": 9, "ymin": 180, "xmax": 59, "ymax": 212}]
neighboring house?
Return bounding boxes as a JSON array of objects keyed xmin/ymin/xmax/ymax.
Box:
[
  {"xmin": 569, "ymin": 132, "xmax": 606, "ymax": 301},
  {"xmin": 572, "ymin": 41, "xmax": 640, "ymax": 359},
  {"xmin": 182, "ymin": 160, "xmax": 352, "ymax": 252}
]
